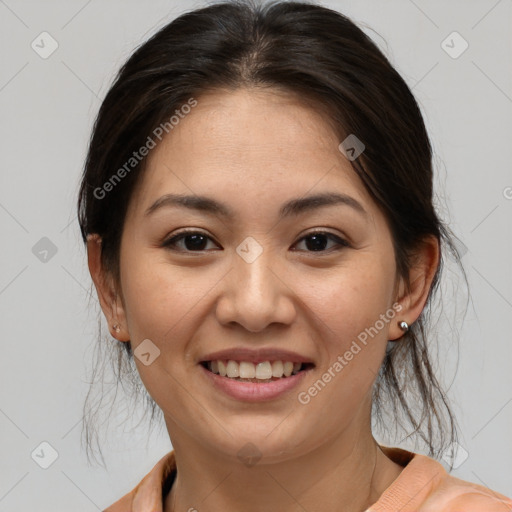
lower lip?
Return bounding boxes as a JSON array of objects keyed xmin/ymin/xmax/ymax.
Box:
[{"xmin": 200, "ymin": 364, "xmax": 310, "ymax": 402}]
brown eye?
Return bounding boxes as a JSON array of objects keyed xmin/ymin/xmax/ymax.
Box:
[
  {"xmin": 162, "ymin": 231, "xmax": 220, "ymax": 252},
  {"xmin": 293, "ymin": 231, "xmax": 349, "ymax": 253},
  {"xmin": 162, "ymin": 230, "xmax": 349, "ymax": 254}
]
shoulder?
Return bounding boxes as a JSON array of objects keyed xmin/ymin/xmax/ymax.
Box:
[
  {"xmin": 419, "ymin": 472, "xmax": 512, "ymax": 512},
  {"xmin": 371, "ymin": 446, "xmax": 512, "ymax": 512},
  {"xmin": 103, "ymin": 489, "xmax": 135, "ymax": 512},
  {"xmin": 102, "ymin": 450, "xmax": 176, "ymax": 512}
]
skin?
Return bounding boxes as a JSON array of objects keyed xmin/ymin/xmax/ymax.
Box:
[{"xmin": 88, "ymin": 87, "xmax": 439, "ymax": 512}]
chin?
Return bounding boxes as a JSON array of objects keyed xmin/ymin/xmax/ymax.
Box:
[{"xmin": 202, "ymin": 421, "xmax": 314, "ymax": 465}]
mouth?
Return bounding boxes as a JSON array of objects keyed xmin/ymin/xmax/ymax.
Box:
[{"xmin": 200, "ymin": 360, "xmax": 315, "ymax": 383}]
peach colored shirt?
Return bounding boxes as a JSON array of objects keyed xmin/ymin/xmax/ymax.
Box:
[{"xmin": 103, "ymin": 446, "xmax": 512, "ymax": 512}]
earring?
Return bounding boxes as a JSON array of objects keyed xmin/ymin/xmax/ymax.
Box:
[
  {"xmin": 113, "ymin": 324, "xmax": 121, "ymax": 334},
  {"xmin": 398, "ymin": 320, "xmax": 409, "ymax": 332}
]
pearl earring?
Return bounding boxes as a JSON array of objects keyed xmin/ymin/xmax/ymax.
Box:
[{"xmin": 398, "ymin": 320, "xmax": 409, "ymax": 332}]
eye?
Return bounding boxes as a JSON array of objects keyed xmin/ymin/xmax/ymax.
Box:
[
  {"xmin": 292, "ymin": 231, "xmax": 350, "ymax": 253},
  {"xmin": 161, "ymin": 229, "xmax": 350, "ymax": 253},
  {"xmin": 162, "ymin": 230, "xmax": 220, "ymax": 252}
]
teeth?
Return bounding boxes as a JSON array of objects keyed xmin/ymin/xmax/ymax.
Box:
[
  {"xmin": 206, "ymin": 360, "xmax": 305, "ymax": 380},
  {"xmin": 272, "ymin": 361, "xmax": 283, "ymax": 377},
  {"xmin": 239, "ymin": 361, "xmax": 256, "ymax": 378},
  {"xmin": 226, "ymin": 360, "xmax": 239, "ymax": 378},
  {"xmin": 256, "ymin": 361, "xmax": 272, "ymax": 379}
]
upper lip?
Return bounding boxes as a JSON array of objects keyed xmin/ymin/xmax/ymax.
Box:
[{"xmin": 199, "ymin": 348, "xmax": 315, "ymax": 365}]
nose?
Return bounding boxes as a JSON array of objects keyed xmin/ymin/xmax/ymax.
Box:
[{"xmin": 215, "ymin": 245, "xmax": 297, "ymax": 333}]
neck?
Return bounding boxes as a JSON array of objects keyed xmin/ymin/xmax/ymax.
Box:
[{"xmin": 164, "ymin": 423, "xmax": 403, "ymax": 512}]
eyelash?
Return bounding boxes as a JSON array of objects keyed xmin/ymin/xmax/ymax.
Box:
[{"xmin": 161, "ymin": 229, "xmax": 350, "ymax": 254}]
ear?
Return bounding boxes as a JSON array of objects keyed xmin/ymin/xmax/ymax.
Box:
[
  {"xmin": 87, "ymin": 234, "xmax": 130, "ymax": 342},
  {"xmin": 389, "ymin": 235, "xmax": 440, "ymax": 341}
]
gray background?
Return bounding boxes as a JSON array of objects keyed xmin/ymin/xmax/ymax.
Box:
[{"xmin": 0, "ymin": 0, "xmax": 511, "ymax": 509}]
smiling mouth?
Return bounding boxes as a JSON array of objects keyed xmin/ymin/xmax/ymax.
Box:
[{"xmin": 200, "ymin": 360, "xmax": 315, "ymax": 383}]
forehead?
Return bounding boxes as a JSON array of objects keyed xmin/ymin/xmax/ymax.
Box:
[
  {"xmin": 129, "ymin": 87, "xmax": 374, "ymax": 219},
  {"xmin": 164, "ymin": 87, "xmax": 342, "ymax": 158}
]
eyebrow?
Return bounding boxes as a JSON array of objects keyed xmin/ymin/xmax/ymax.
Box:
[{"xmin": 144, "ymin": 192, "xmax": 368, "ymax": 220}]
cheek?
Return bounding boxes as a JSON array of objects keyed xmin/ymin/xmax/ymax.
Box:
[
  {"xmin": 301, "ymin": 259, "xmax": 396, "ymax": 346},
  {"xmin": 295, "ymin": 254, "xmax": 396, "ymax": 404},
  {"xmin": 120, "ymin": 250, "xmax": 205, "ymax": 342},
  {"xmin": 118, "ymin": 253, "xmax": 206, "ymax": 411},
  {"xmin": 293, "ymin": 267, "xmax": 395, "ymax": 428}
]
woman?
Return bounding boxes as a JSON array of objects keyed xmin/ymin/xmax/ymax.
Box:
[{"xmin": 77, "ymin": 1, "xmax": 512, "ymax": 510}]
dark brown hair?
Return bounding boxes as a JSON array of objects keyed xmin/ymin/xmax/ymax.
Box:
[{"xmin": 78, "ymin": 0, "xmax": 467, "ymax": 467}]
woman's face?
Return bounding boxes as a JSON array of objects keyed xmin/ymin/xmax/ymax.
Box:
[{"xmin": 112, "ymin": 87, "xmax": 406, "ymax": 461}]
